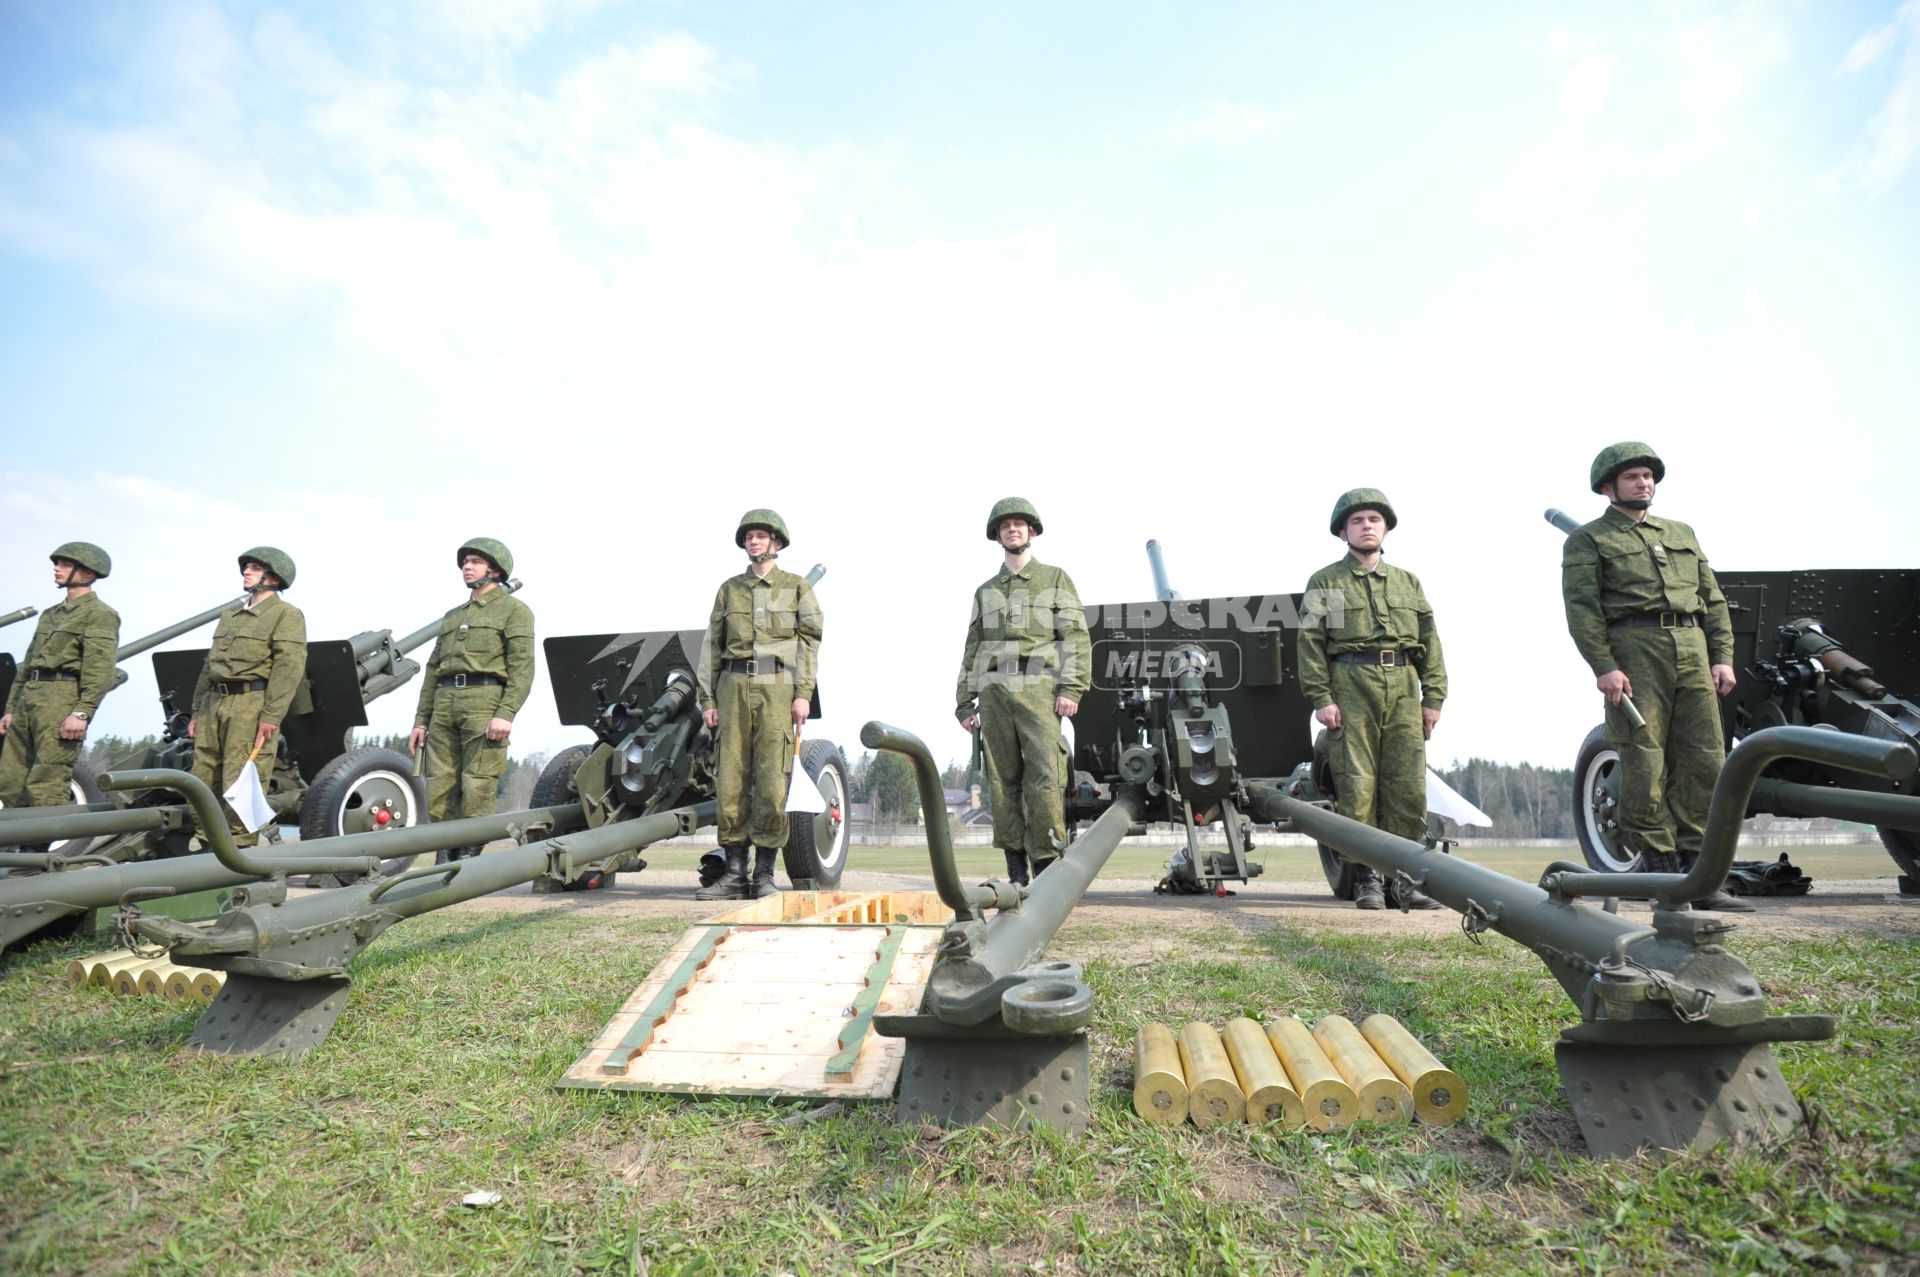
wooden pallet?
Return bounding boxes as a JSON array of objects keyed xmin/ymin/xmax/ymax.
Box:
[{"xmin": 558, "ymin": 891, "xmax": 950, "ymax": 1099}]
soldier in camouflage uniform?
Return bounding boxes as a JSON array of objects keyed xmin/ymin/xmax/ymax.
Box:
[
  {"xmin": 1561, "ymin": 443, "xmax": 1752, "ymax": 912},
  {"xmin": 1298, "ymin": 489, "xmax": 1446, "ymax": 910},
  {"xmin": 0, "ymin": 543, "xmax": 121, "ymax": 824},
  {"xmin": 954, "ymin": 497, "xmax": 1091, "ymax": 886},
  {"xmin": 408, "ymin": 539, "xmax": 535, "ymax": 861},
  {"xmin": 696, "ymin": 510, "xmax": 823, "ymax": 901},
  {"xmin": 188, "ymin": 547, "xmax": 306, "ymax": 848}
]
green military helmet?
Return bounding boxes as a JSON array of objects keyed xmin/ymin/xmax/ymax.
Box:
[
  {"xmin": 457, "ymin": 537, "xmax": 514, "ymax": 579},
  {"xmin": 1328, "ymin": 488, "xmax": 1398, "ymax": 536},
  {"xmin": 985, "ymin": 496, "xmax": 1044, "ymax": 541},
  {"xmin": 238, "ymin": 546, "xmax": 297, "ymax": 589},
  {"xmin": 50, "ymin": 541, "xmax": 111, "ymax": 579},
  {"xmin": 735, "ymin": 508, "xmax": 791, "ymax": 548},
  {"xmin": 1590, "ymin": 442, "xmax": 1666, "ymax": 494}
]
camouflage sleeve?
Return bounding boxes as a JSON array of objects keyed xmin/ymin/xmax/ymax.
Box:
[
  {"xmin": 1297, "ymin": 572, "xmax": 1333, "ymax": 711},
  {"xmin": 191, "ymin": 627, "xmax": 215, "ymax": 721},
  {"xmin": 1414, "ymin": 582, "xmax": 1446, "ymax": 710},
  {"xmin": 413, "ymin": 622, "xmax": 443, "ymax": 728},
  {"xmin": 792, "ymin": 578, "xmax": 823, "ymax": 702},
  {"xmin": 1698, "ymin": 559, "xmax": 1734, "ymax": 667},
  {"xmin": 74, "ymin": 604, "xmax": 122, "ymax": 719},
  {"xmin": 954, "ymin": 585, "xmax": 985, "ymax": 720},
  {"xmin": 498, "ymin": 600, "xmax": 536, "ymax": 721},
  {"xmin": 1051, "ymin": 569, "xmax": 1092, "ymax": 702},
  {"xmin": 696, "ymin": 584, "xmax": 727, "ymax": 712},
  {"xmin": 1560, "ymin": 531, "xmax": 1618, "ymax": 678},
  {"xmin": 261, "ymin": 606, "xmax": 308, "ymax": 727}
]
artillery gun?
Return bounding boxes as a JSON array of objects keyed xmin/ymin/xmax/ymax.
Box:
[
  {"xmin": 530, "ymin": 565, "xmax": 850, "ymax": 892},
  {"xmin": 0, "ymin": 585, "xmax": 524, "ymax": 950},
  {"xmin": 860, "ymin": 543, "xmax": 1914, "ymax": 1155},
  {"xmin": 1545, "ymin": 509, "xmax": 1920, "ymax": 892}
]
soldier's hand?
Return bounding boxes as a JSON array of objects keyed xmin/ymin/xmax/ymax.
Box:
[
  {"xmin": 0, "ymin": 713, "xmax": 10, "ymax": 735},
  {"xmin": 253, "ymin": 722, "xmax": 279, "ymax": 751},
  {"xmin": 408, "ymin": 725, "xmax": 427, "ymax": 753},
  {"xmin": 960, "ymin": 713, "xmax": 980, "ymax": 733},
  {"xmin": 1597, "ymin": 670, "xmax": 1632, "ymax": 707},
  {"xmin": 1711, "ymin": 664, "xmax": 1737, "ymax": 696},
  {"xmin": 791, "ymin": 698, "xmax": 810, "ymax": 727},
  {"xmin": 186, "ymin": 717, "xmax": 197, "ymax": 738},
  {"xmin": 703, "ymin": 708, "xmax": 719, "ymax": 730},
  {"xmin": 1315, "ymin": 704, "xmax": 1342, "ymax": 730},
  {"xmin": 486, "ymin": 717, "xmax": 513, "ymax": 742},
  {"xmin": 1422, "ymin": 707, "xmax": 1441, "ymax": 740},
  {"xmin": 59, "ymin": 714, "xmax": 89, "ymax": 741},
  {"xmin": 1055, "ymin": 696, "xmax": 1078, "ymax": 718}
]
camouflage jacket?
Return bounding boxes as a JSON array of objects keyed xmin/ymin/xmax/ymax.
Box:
[
  {"xmin": 954, "ymin": 557, "xmax": 1092, "ymax": 717},
  {"xmin": 5, "ymin": 591, "xmax": 121, "ymax": 718},
  {"xmin": 1561, "ymin": 508, "xmax": 1733, "ymax": 676},
  {"xmin": 192, "ymin": 594, "xmax": 308, "ymax": 726},
  {"xmin": 697, "ymin": 565, "xmax": 823, "ymax": 708},
  {"xmin": 1297, "ymin": 554, "xmax": 1447, "ymax": 711},
  {"xmin": 413, "ymin": 586, "xmax": 537, "ymax": 725}
]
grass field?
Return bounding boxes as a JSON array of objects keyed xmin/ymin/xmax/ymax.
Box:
[{"xmin": 1, "ymin": 847, "xmax": 1916, "ymax": 1275}]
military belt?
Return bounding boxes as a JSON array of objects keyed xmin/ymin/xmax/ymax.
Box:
[
  {"xmin": 212, "ymin": 679, "xmax": 269, "ymax": 695},
  {"xmin": 721, "ymin": 657, "xmax": 787, "ymax": 676},
  {"xmin": 437, "ymin": 673, "xmax": 506, "ymax": 688},
  {"xmin": 1332, "ymin": 649, "xmax": 1410, "ymax": 667},
  {"xmin": 1609, "ymin": 611, "xmax": 1698, "ymax": 629},
  {"xmin": 23, "ymin": 669, "xmax": 80, "ymax": 683}
]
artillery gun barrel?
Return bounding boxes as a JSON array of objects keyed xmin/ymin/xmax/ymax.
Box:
[
  {"xmin": 1544, "ymin": 508, "xmax": 1581, "ymax": 535},
  {"xmin": 0, "ymin": 805, "xmax": 183, "ymax": 853},
  {"xmin": 108, "ymin": 597, "xmax": 248, "ymax": 690},
  {"xmin": 1790, "ymin": 623, "xmax": 1886, "ymax": 697},
  {"xmin": 0, "ymin": 800, "xmax": 588, "ymax": 950},
  {"xmin": 1145, "ymin": 540, "xmax": 1180, "ymax": 602},
  {"xmin": 1, "ymin": 606, "xmax": 37, "ymax": 629},
  {"xmin": 353, "ymin": 578, "xmax": 525, "ymax": 703}
]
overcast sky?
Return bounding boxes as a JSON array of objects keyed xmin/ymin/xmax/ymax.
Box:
[{"xmin": 3, "ymin": 0, "xmax": 1916, "ymax": 778}]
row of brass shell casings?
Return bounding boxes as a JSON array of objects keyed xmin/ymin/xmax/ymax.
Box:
[
  {"xmin": 67, "ymin": 949, "xmax": 225, "ymax": 1005},
  {"xmin": 1133, "ymin": 1015, "xmax": 1466, "ymax": 1131}
]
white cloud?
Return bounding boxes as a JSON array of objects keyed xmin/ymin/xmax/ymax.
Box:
[
  {"xmin": 1557, "ymin": 52, "xmax": 1617, "ymax": 121},
  {"xmin": 1837, "ymin": 0, "xmax": 1920, "ymax": 187},
  {"xmin": 1154, "ymin": 98, "xmax": 1302, "ymax": 148}
]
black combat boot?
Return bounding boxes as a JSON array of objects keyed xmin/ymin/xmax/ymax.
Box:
[
  {"xmin": 749, "ymin": 848, "xmax": 781, "ymax": 899},
  {"xmin": 1354, "ymin": 868, "xmax": 1386, "ymax": 910},
  {"xmin": 1003, "ymin": 849, "xmax": 1030, "ymax": 886},
  {"xmin": 1390, "ymin": 883, "xmax": 1443, "ymax": 910},
  {"xmin": 695, "ymin": 846, "xmax": 749, "ymax": 900}
]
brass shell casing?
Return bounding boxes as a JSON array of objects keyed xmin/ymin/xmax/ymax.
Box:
[
  {"xmin": 1361, "ymin": 1014, "xmax": 1467, "ymax": 1126},
  {"xmin": 1133, "ymin": 1023, "xmax": 1190, "ymax": 1126},
  {"xmin": 112, "ymin": 958, "xmax": 169, "ymax": 997},
  {"xmin": 1223, "ymin": 1017, "xmax": 1304, "ymax": 1127},
  {"xmin": 1313, "ymin": 1015, "xmax": 1412, "ymax": 1125},
  {"xmin": 1264, "ymin": 1016, "xmax": 1357, "ymax": 1131},
  {"xmin": 1176, "ymin": 1021, "xmax": 1246, "ymax": 1129}
]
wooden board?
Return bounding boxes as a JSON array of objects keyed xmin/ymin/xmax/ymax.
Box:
[
  {"xmin": 705, "ymin": 889, "xmax": 953, "ymax": 926},
  {"xmin": 559, "ymin": 900, "xmax": 945, "ymax": 1100}
]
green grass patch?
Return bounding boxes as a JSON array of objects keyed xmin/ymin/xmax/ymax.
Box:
[{"xmin": 2, "ymin": 906, "xmax": 1915, "ymax": 1274}]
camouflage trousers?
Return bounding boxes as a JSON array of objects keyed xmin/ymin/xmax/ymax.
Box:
[
  {"xmin": 714, "ymin": 670, "xmax": 795, "ymax": 849},
  {"xmin": 422, "ymin": 685, "xmax": 512, "ymax": 825},
  {"xmin": 0, "ymin": 681, "xmax": 83, "ymax": 809},
  {"xmin": 1605, "ymin": 624, "xmax": 1724, "ymax": 859},
  {"xmin": 190, "ymin": 688, "xmax": 275, "ymax": 848},
  {"xmin": 1326, "ymin": 662, "xmax": 1427, "ymax": 842},
  {"xmin": 979, "ymin": 680, "xmax": 1067, "ymax": 863}
]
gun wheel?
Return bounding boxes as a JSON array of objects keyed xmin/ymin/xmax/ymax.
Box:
[
  {"xmin": 53, "ymin": 756, "xmax": 109, "ymax": 857},
  {"xmin": 532, "ymin": 744, "xmax": 609, "ymax": 890},
  {"xmin": 1574, "ymin": 724, "xmax": 1640, "ymax": 873},
  {"xmin": 783, "ymin": 739, "xmax": 849, "ymax": 890},
  {"xmin": 1309, "ymin": 729, "xmax": 1363, "ymax": 900},
  {"xmin": 1880, "ymin": 826, "xmax": 1920, "ymax": 880},
  {"xmin": 300, "ymin": 748, "xmax": 426, "ymax": 881}
]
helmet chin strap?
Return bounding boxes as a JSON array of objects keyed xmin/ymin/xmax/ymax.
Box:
[
  {"xmin": 748, "ymin": 550, "xmax": 780, "ymax": 565},
  {"xmin": 1616, "ymin": 498, "xmax": 1653, "ymax": 511}
]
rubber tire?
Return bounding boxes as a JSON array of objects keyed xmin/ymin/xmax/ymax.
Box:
[
  {"xmin": 783, "ymin": 739, "xmax": 849, "ymax": 890},
  {"xmin": 1574, "ymin": 723, "xmax": 1641, "ymax": 874},
  {"xmin": 530, "ymin": 744, "xmax": 606, "ymax": 890},
  {"xmin": 1880, "ymin": 825, "xmax": 1920, "ymax": 880},
  {"xmin": 301, "ymin": 747, "xmax": 426, "ymax": 843},
  {"xmin": 48, "ymin": 756, "xmax": 110, "ymax": 857},
  {"xmin": 1310, "ymin": 729, "xmax": 1361, "ymax": 901},
  {"xmin": 532, "ymin": 744, "xmax": 594, "ymax": 809}
]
